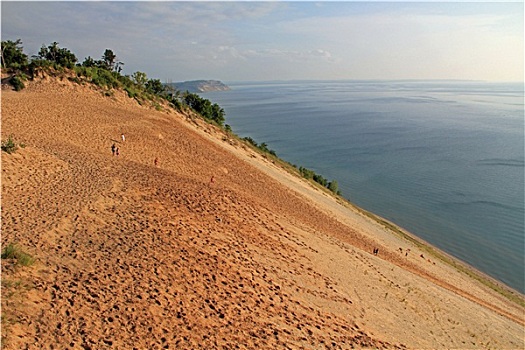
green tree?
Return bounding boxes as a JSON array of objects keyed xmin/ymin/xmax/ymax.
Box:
[
  {"xmin": 145, "ymin": 78, "xmax": 165, "ymax": 94},
  {"xmin": 114, "ymin": 61, "xmax": 124, "ymax": 73},
  {"xmin": 299, "ymin": 166, "xmax": 314, "ymax": 179},
  {"xmin": 38, "ymin": 42, "xmax": 77, "ymax": 68},
  {"xmin": 131, "ymin": 71, "xmax": 148, "ymax": 88},
  {"xmin": 259, "ymin": 142, "xmax": 268, "ymax": 151},
  {"xmin": 328, "ymin": 180, "xmax": 339, "ymax": 194},
  {"xmin": 313, "ymin": 174, "xmax": 328, "ymax": 187},
  {"xmin": 210, "ymin": 103, "xmax": 225, "ymax": 125},
  {"xmin": 101, "ymin": 49, "xmax": 116, "ymax": 70},
  {"xmin": 1, "ymin": 39, "xmax": 28, "ymax": 69},
  {"xmin": 183, "ymin": 92, "xmax": 225, "ymax": 126},
  {"xmin": 242, "ymin": 137, "xmax": 258, "ymax": 147},
  {"xmin": 81, "ymin": 56, "xmax": 97, "ymax": 67}
]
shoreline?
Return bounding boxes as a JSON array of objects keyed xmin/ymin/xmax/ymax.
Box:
[
  {"xmin": 347, "ymin": 200, "xmax": 525, "ymax": 305},
  {"xmin": 196, "ymin": 109, "xmax": 524, "ymax": 304},
  {"xmin": 187, "ymin": 109, "xmax": 525, "ymax": 324},
  {"xmin": 203, "ymin": 80, "xmax": 524, "ymax": 296}
]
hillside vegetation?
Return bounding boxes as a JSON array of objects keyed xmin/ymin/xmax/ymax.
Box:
[{"xmin": 1, "ymin": 39, "xmax": 340, "ymax": 195}]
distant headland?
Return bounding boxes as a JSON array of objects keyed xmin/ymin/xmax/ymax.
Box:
[{"xmin": 166, "ymin": 80, "xmax": 231, "ymax": 93}]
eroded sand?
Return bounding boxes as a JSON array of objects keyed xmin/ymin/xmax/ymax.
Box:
[{"xmin": 1, "ymin": 78, "xmax": 524, "ymax": 349}]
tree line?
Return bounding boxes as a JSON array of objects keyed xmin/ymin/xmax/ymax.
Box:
[
  {"xmin": 1, "ymin": 39, "xmax": 225, "ymax": 125},
  {"xmin": 1, "ymin": 39, "xmax": 339, "ymax": 195}
]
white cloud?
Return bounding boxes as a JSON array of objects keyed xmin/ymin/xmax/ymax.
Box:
[{"xmin": 2, "ymin": 2, "xmax": 522, "ymax": 81}]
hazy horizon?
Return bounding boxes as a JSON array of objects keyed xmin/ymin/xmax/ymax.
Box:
[{"xmin": 2, "ymin": 1, "xmax": 523, "ymax": 83}]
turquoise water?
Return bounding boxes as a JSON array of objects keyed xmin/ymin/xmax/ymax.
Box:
[{"xmin": 202, "ymin": 81, "xmax": 524, "ymax": 293}]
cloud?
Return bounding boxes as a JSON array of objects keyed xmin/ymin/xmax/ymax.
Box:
[{"xmin": 2, "ymin": 1, "xmax": 522, "ymax": 81}]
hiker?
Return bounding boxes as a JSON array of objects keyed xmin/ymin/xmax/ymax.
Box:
[
  {"xmin": 116, "ymin": 148, "xmax": 120, "ymax": 156},
  {"xmin": 111, "ymin": 143, "xmax": 116, "ymax": 156},
  {"xmin": 121, "ymin": 133, "xmax": 126, "ymax": 142},
  {"xmin": 154, "ymin": 157, "xmax": 159, "ymax": 167}
]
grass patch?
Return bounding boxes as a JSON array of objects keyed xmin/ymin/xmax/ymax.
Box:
[
  {"xmin": 1, "ymin": 135, "xmax": 19, "ymax": 154},
  {"xmin": 1, "ymin": 243, "xmax": 35, "ymax": 267}
]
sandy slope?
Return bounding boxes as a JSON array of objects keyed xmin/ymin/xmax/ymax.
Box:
[{"xmin": 1, "ymin": 77, "xmax": 523, "ymax": 349}]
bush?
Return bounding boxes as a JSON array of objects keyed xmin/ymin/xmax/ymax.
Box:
[
  {"xmin": 313, "ymin": 174, "xmax": 328, "ymax": 187},
  {"xmin": 10, "ymin": 75, "xmax": 25, "ymax": 91},
  {"xmin": 242, "ymin": 137, "xmax": 258, "ymax": 147},
  {"xmin": 328, "ymin": 180, "xmax": 339, "ymax": 194},
  {"xmin": 183, "ymin": 92, "xmax": 225, "ymax": 126},
  {"xmin": 1, "ymin": 135, "xmax": 19, "ymax": 154},
  {"xmin": 73, "ymin": 65, "xmax": 93, "ymax": 79},
  {"xmin": 124, "ymin": 86, "xmax": 137, "ymax": 98},
  {"xmin": 91, "ymin": 68, "xmax": 120, "ymax": 89},
  {"xmin": 1, "ymin": 243, "xmax": 35, "ymax": 266}
]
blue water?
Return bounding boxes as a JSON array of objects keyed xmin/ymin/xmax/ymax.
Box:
[{"xmin": 202, "ymin": 80, "xmax": 525, "ymax": 293}]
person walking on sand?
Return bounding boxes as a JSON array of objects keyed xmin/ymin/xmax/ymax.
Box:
[
  {"xmin": 116, "ymin": 148, "xmax": 120, "ymax": 157},
  {"xmin": 121, "ymin": 133, "xmax": 126, "ymax": 142},
  {"xmin": 154, "ymin": 157, "xmax": 159, "ymax": 167},
  {"xmin": 111, "ymin": 143, "xmax": 116, "ymax": 156}
]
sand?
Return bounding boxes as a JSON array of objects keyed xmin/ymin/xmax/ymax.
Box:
[{"xmin": 1, "ymin": 76, "xmax": 524, "ymax": 349}]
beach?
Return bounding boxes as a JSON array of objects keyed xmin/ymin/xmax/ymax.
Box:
[{"xmin": 1, "ymin": 76, "xmax": 524, "ymax": 349}]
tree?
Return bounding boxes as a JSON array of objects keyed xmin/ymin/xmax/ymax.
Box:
[
  {"xmin": 38, "ymin": 42, "xmax": 77, "ymax": 68},
  {"xmin": 299, "ymin": 166, "xmax": 314, "ymax": 179},
  {"xmin": 210, "ymin": 103, "xmax": 225, "ymax": 125},
  {"xmin": 82, "ymin": 56, "xmax": 97, "ymax": 67},
  {"xmin": 131, "ymin": 71, "xmax": 148, "ymax": 88},
  {"xmin": 327, "ymin": 180, "xmax": 339, "ymax": 194},
  {"xmin": 114, "ymin": 61, "xmax": 124, "ymax": 73},
  {"xmin": 1, "ymin": 39, "xmax": 28, "ymax": 69},
  {"xmin": 242, "ymin": 137, "xmax": 258, "ymax": 147},
  {"xmin": 101, "ymin": 49, "xmax": 116, "ymax": 70},
  {"xmin": 145, "ymin": 78, "xmax": 165, "ymax": 94},
  {"xmin": 313, "ymin": 174, "xmax": 328, "ymax": 187},
  {"xmin": 182, "ymin": 92, "xmax": 225, "ymax": 126}
]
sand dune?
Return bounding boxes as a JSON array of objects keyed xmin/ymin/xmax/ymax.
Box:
[{"xmin": 2, "ymin": 77, "xmax": 523, "ymax": 349}]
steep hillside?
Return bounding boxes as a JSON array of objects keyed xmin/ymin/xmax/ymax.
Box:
[{"xmin": 1, "ymin": 78, "xmax": 523, "ymax": 349}]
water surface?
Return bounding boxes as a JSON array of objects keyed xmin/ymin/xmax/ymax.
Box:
[{"xmin": 203, "ymin": 80, "xmax": 524, "ymax": 293}]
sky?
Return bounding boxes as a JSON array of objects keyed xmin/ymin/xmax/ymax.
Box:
[{"xmin": 1, "ymin": 1, "xmax": 523, "ymax": 82}]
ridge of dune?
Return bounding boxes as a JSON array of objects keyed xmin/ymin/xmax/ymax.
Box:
[{"xmin": 1, "ymin": 77, "xmax": 524, "ymax": 349}]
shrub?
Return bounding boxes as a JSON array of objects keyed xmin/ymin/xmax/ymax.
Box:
[
  {"xmin": 299, "ymin": 166, "xmax": 314, "ymax": 179},
  {"xmin": 73, "ymin": 65, "xmax": 93, "ymax": 79},
  {"xmin": 124, "ymin": 86, "xmax": 137, "ymax": 98},
  {"xmin": 1, "ymin": 135, "xmax": 18, "ymax": 154},
  {"xmin": 313, "ymin": 174, "xmax": 328, "ymax": 187},
  {"xmin": 242, "ymin": 137, "xmax": 258, "ymax": 147},
  {"xmin": 328, "ymin": 180, "xmax": 339, "ymax": 194},
  {"xmin": 91, "ymin": 68, "xmax": 120, "ymax": 89},
  {"xmin": 10, "ymin": 75, "xmax": 25, "ymax": 91},
  {"xmin": 1, "ymin": 243, "xmax": 35, "ymax": 266},
  {"xmin": 183, "ymin": 92, "xmax": 225, "ymax": 126}
]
